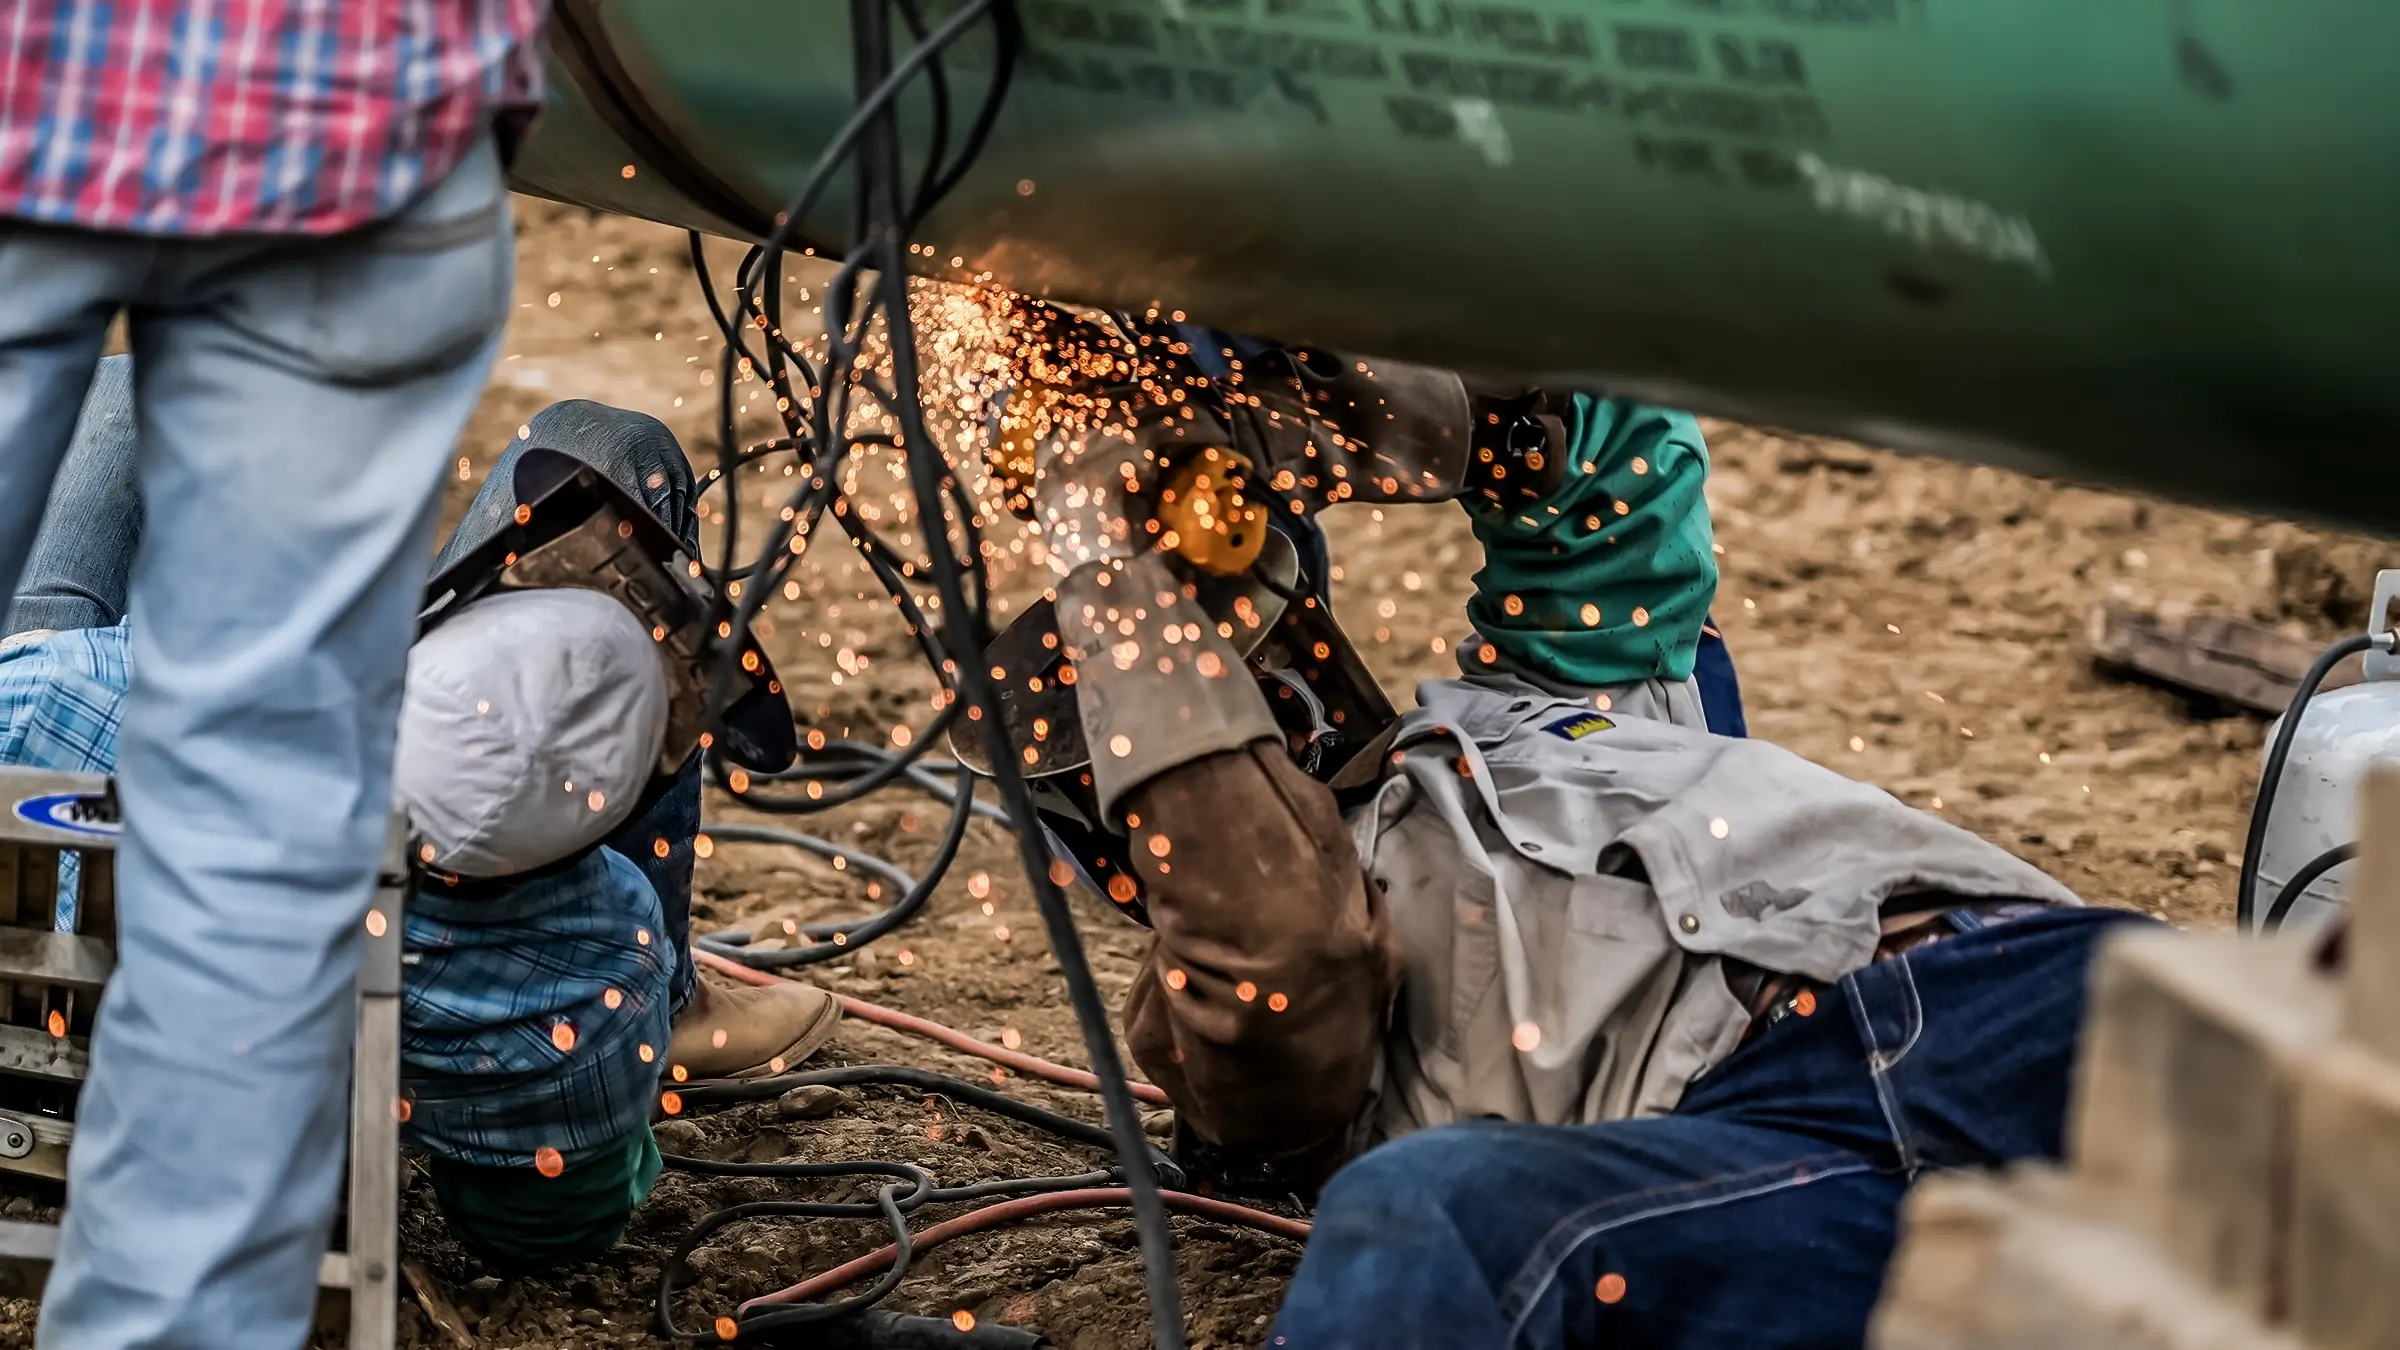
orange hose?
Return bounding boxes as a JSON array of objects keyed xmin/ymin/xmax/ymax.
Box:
[
  {"xmin": 692, "ymin": 946, "xmax": 1172, "ymax": 1105},
  {"xmin": 740, "ymin": 1188, "xmax": 1312, "ymax": 1311}
]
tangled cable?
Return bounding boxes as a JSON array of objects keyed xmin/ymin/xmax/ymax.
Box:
[
  {"xmin": 654, "ymin": 0, "xmax": 1198, "ymax": 1342},
  {"xmin": 654, "ymin": 955, "xmax": 1310, "ymax": 1345}
]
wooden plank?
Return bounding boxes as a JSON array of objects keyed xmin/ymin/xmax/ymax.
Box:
[
  {"xmin": 0, "ymin": 1222, "xmax": 355, "ymax": 1303},
  {"xmin": 1872, "ymin": 1170, "xmax": 2302, "ymax": 1350},
  {"xmin": 2086, "ymin": 600, "xmax": 2360, "ymax": 714},
  {"xmin": 0, "ymin": 1023, "xmax": 88, "ymax": 1085},
  {"xmin": 2346, "ymin": 766, "xmax": 2400, "ymax": 1059},
  {"xmin": 0, "ymin": 931, "xmax": 113, "ymax": 993},
  {"xmin": 345, "ymin": 819, "xmax": 410, "ymax": 1350},
  {"xmin": 2068, "ymin": 929, "xmax": 2338, "ymax": 1319}
]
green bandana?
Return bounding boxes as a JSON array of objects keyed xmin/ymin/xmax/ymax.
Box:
[
  {"xmin": 424, "ymin": 1126, "xmax": 663, "ymax": 1273},
  {"xmin": 1463, "ymin": 396, "xmax": 1717, "ymax": 688}
]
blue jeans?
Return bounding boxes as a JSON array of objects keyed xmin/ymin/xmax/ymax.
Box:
[
  {"xmin": 1694, "ymin": 619, "xmax": 1746, "ymax": 739},
  {"xmin": 5, "ymin": 356, "xmax": 141, "ymax": 635},
  {"xmin": 1270, "ymin": 905, "xmax": 2150, "ymax": 1350},
  {"xmin": 0, "ymin": 137, "xmax": 513, "ymax": 1350}
]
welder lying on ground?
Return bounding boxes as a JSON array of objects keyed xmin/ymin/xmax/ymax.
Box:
[
  {"xmin": 992, "ymin": 316, "xmax": 2151, "ymax": 1349},
  {"xmin": 0, "ymin": 361, "xmax": 835, "ymax": 1271}
]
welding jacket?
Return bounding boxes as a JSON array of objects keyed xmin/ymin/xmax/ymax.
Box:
[{"xmin": 1070, "ymin": 558, "xmax": 2079, "ymax": 1186}]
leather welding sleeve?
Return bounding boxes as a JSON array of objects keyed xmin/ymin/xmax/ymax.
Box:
[{"xmin": 1055, "ymin": 555, "xmax": 1404, "ymax": 1168}]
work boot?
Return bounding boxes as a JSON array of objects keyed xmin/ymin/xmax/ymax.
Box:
[{"xmin": 667, "ymin": 977, "xmax": 840, "ymax": 1080}]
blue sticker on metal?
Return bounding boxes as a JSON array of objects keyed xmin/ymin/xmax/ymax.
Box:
[
  {"xmin": 1543, "ymin": 713, "xmax": 1616, "ymax": 741},
  {"xmin": 13, "ymin": 792, "xmax": 121, "ymax": 838}
]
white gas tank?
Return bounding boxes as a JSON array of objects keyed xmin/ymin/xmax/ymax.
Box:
[
  {"xmin": 2258, "ymin": 681, "xmax": 2400, "ymax": 931},
  {"xmin": 2254, "ymin": 569, "xmax": 2400, "ymax": 932}
]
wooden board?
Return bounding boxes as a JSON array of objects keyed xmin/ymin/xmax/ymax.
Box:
[{"xmin": 2087, "ymin": 601, "xmax": 2361, "ymax": 715}]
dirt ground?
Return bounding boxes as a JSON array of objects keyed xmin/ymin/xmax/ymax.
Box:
[{"xmin": 3, "ymin": 198, "xmax": 2393, "ymax": 1349}]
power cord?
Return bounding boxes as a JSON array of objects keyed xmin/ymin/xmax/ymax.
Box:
[{"xmin": 651, "ymin": 0, "xmax": 1193, "ymax": 1341}]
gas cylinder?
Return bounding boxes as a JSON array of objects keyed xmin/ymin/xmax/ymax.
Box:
[{"xmin": 2256, "ymin": 572, "xmax": 2400, "ymax": 932}]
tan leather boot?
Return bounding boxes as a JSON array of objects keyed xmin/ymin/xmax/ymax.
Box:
[{"xmin": 667, "ymin": 977, "xmax": 840, "ymax": 1081}]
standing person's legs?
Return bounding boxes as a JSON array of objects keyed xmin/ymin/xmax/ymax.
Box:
[
  {"xmin": 38, "ymin": 136, "xmax": 515, "ymax": 1350},
  {"xmin": 7, "ymin": 354, "xmax": 144, "ymax": 636}
]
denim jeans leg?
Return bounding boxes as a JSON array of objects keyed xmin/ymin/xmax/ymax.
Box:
[
  {"xmin": 36, "ymin": 138, "xmax": 515, "ymax": 1350},
  {"xmin": 1271, "ymin": 1116, "xmax": 1901, "ymax": 1350},
  {"xmin": 606, "ymin": 753, "xmax": 704, "ymax": 1009},
  {"xmin": 7, "ymin": 353, "xmax": 142, "ymax": 636},
  {"xmin": 0, "ymin": 242, "xmax": 130, "ymax": 613}
]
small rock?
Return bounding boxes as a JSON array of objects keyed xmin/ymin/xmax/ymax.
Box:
[
  {"xmin": 574, "ymin": 1308, "xmax": 606, "ymax": 1327},
  {"xmin": 742, "ymin": 1128, "xmax": 792, "ymax": 1163},
  {"xmin": 653, "ymin": 1119, "xmax": 705, "ymax": 1154},
  {"xmin": 776, "ymin": 1085, "xmax": 857, "ymax": 1120},
  {"xmin": 1141, "ymin": 1110, "xmax": 1175, "ymax": 1139},
  {"xmin": 956, "ymin": 1126, "xmax": 993, "ymax": 1152},
  {"xmin": 2, "ymin": 1197, "xmax": 33, "ymax": 1218},
  {"xmin": 467, "ymin": 1276, "xmax": 503, "ymax": 1294}
]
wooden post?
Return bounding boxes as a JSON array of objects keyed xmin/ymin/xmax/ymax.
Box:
[
  {"xmin": 2342, "ymin": 766, "xmax": 2400, "ymax": 1059},
  {"xmin": 343, "ymin": 818, "xmax": 410, "ymax": 1350}
]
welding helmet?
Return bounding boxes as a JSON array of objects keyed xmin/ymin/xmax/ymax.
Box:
[
  {"xmin": 419, "ymin": 447, "xmax": 798, "ymax": 786},
  {"xmin": 950, "ymin": 510, "xmax": 1394, "ymax": 926}
]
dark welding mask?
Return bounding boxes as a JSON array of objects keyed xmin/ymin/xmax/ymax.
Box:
[
  {"xmin": 950, "ymin": 511, "xmax": 1393, "ymax": 926},
  {"xmin": 418, "ymin": 447, "xmax": 797, "ymax": 783}
]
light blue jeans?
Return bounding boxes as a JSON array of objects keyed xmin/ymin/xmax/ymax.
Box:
[{"xmin": 0, "ymin": 137, "xmax": 513, "ymax": 1349}]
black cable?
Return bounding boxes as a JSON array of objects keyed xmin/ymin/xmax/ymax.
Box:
[
  {"xmin": 657, "ymin": 0, "xmax": 1186, "ymax": 1338},
  {"xmin": 657, "ymin": 1162, "xmax": 932, "ymax": 1337},
  {"xmin": 2262, "ymin": 842, "xmax": 2359, "ymax": 934},
  {"xmin": 690, "ymin": 793, "xmax": 966, "ymax": 968},
  {"xmin": 2238, "ymin": 633, "xmax": 2387, "ymax": 929},
  {"xmin": 833, "ymin": 2, "xmax": 1185, "ymax": 1340},
  {"xmin": 672, "ymin": 1064, "xmax": 1173, "ymax": 1177}
]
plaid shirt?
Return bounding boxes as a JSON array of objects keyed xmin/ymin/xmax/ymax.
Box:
[
  {"xmin": 0, "ymin": 0, "xmax": 548, "ymax": 236},
  {"xmin": 0, "ymin": 621, "xmax": 672, "ymax": 1169}
]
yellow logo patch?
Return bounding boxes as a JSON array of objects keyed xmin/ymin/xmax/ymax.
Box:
[{"xmin": 1543, "ymin": 713, "xmax": 1615, "ymax": 741}]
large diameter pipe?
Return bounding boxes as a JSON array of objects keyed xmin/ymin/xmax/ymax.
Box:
[{"xmin": 510, "ymin": 0, "xmax": 2400, "ymax": 533}]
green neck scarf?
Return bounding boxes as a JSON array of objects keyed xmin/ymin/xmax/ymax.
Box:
[{"xmin": 1463, "ymin": 395, "xmax": 1717, "ymax": 688}]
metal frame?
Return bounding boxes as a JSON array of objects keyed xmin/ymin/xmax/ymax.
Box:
[
  {"xmin": 2364, "ymin": 569, "xmax": 2400, "ymax": 685},
  {"xmin": 0, "ymin": 769, "xmax": 404, "ymax": 1343}
]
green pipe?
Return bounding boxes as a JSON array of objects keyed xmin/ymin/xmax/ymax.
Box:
[{"xmin": 510, "ymin": 1, "xmax": 2400, "ymax": 532}]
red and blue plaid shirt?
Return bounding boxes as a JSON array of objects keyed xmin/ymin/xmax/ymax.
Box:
[{"xmin": 0, "ymin": 1, "xmax": 548, "ymax": 236}]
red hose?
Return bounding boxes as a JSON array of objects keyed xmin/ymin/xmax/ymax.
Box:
[
  {"xmin": 740, "ymin": 1188, "xmax": 1312, "ymax": 1311},
  {"xmin": 693, "ymin": 946, "xmax": 1172, "ymax": 1105}
]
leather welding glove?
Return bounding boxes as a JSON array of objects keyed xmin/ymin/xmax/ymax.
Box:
[
  {"xmin": 1191, "ymin": 340, "xmax": 1574, "ymax": 515},
  {"xmin": 1218, "ymin": 346, "xmax": 1478, "ymax": 507}
]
